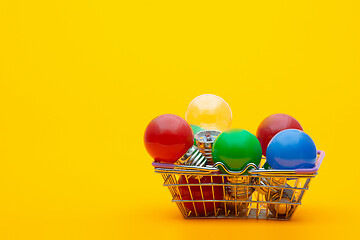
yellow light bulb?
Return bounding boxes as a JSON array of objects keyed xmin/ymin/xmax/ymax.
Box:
[{"xmin": 185, "ymin": 94, "xmax": 232, "ymax": 132}]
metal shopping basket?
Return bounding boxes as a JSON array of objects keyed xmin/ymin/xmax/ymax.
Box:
[{"xmin": 152, "ymin": 150, "xmax": 325, "ymax": 220}]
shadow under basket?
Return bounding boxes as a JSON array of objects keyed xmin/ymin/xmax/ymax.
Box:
[{"xmin": 153, "ymin": 150, "xmax": 325, "ymax": 220}]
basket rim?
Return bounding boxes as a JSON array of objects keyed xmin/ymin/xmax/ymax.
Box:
[{"xmin": 153, "ymin": 150, "xmax": 325, "ymax": 177}]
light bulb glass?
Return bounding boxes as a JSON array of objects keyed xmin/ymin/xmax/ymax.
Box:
[{"xmin": 185, "ymin": 94, "xmax": 232, "ymax": 132}]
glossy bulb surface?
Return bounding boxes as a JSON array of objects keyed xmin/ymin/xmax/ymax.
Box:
[
  {"xmin": 178, "ymin": 175, "xmax": 223, "ymax": 215},
  {"xmin": 185, "ymin": 94, "xmax": 232, "ymax": 132},
  {"xmin": 212, "ymin": 129, "xmax": 262, "ymax": 173},
  {"xmin": 144, "ymin": 114, "xmax": 193, "ymax": 163},
  {"xmin": 256, "ymin": 113, "xmax": 303, "ymax": 156},
  {"xmin": 266, "ymin": 129, "xmax": 317, "ymax": 169}
]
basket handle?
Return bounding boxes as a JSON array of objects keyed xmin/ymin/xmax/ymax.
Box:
[
  {"xmin": 152, "ymin": 161, "xmax": 220, "ymax": 174},
  {"xmin": 294, "ymin": 150, "xmax": 325, "ymax": 174},
  {"xmin": 152, "ymin": 162, "xmax": 177, "ymax": 169}
]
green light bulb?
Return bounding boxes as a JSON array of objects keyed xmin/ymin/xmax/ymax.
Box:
[
  {"xmin": 190, "ymin": 124, "xmax": 204, "ymax": 135},
  {"xmin": 212, "ymin": 129, "xmax": 262, "ymax": 173},
  {"xmin": 190, "ymin": 124, "xmax": 205, "ymax": 145}
]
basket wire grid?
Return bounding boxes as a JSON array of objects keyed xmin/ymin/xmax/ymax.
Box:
[{"xmin": 153, "ymin": 150, "xmax": 325, "ymax": 220}]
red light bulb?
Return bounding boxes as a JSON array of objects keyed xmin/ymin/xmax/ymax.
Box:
[
  {"xmin": 256, "ymin": 113, "xmax": 303, "ymax": 156},
  {"xmin": 178, "ymin": 175, "xmax": 224, "ymax": 215},
  {"xmin": 144, "ymin": 114, "xmax": 204, "ymax": 164}
]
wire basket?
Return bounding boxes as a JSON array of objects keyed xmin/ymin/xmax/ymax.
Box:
[{"xmin": 152, "ymin": 150, "xmax": 325, "ymax": 220}]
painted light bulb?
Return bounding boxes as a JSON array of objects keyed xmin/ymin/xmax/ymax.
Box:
[
  {"xmin": 266, "ymin": 129, "xmax": 317, "ymax": 169},
  {"xmin": 212, "ymin": 129, "xmax": 262, "ymax": 208},
  {"xmin": 212, "ymin": 129, "xmax": 262, "ymax": 173},
  {"xmin": 256, "ymin": 113, "xmax": 303, "ymax": 156},
  {"xmin": 178, "ymin": 175, "xmax": 224, "ymax": 216},
  {"xmin": 190, "ymin": 124, "xmax": 205, "ymax": 145},
  {"xmin": 144, "ymin": 114, "xmax": 206, "ymax": 166},
  {"xmin": 185, "ymin": 94, "xmax": 232, "ymax": 132},
  {"xmin": 190, "ymin": 124, "xmax": 205, "ymax": 136}
]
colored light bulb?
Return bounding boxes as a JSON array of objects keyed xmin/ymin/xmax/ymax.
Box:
[
  {"xmin": 212, "ymin": 129, "xmax": 262, "ymax": 173},
  {"xmin": 185, "ymin": 94, "xmax": 232, "ymax": 132},
  {"xmin": 190, "ymin": 124, "xmax": 205, "ymax": 135},
  {"xmin": 256, "ymin": 113, "xmax": 303, "ymax": 156},
  {"xmin": 144, "ymin": 114, "xmax": 206, "ymax": 166},
  {"xmin": 190, "ymin": 124, "xmax": 204, "ymax": 145},
  {"xmin": 178, "ymin": 175, "xmax": 224, "ymax": 216},
  {"xmin": 266, "ymin": 129, "xmax": 317, "ymax": 169}
]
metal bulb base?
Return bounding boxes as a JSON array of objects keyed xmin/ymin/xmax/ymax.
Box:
[
  {"xmin": 227, "ymin": 176, "xmax": 255, "ymax": 198},
  {"xmin": 179, "ymin": 145, "xmax": 207, "ymax": 167},
  {"xmin": 258, "ymin": 177, "xmax": 287, "ymax": 197},
  {"xmin": 224, "ymin": 193, "xmax": 252, "ymax": 212},
  {"xmin": 268, "ymin": 189, "xmax": 296, "ymax": 217},
  {"xmin": 224, "ymin": 176, "xmax": 254, "ymax": 213},
  {"xmin": 195, "ymin": 130, "xmax": 221, "ymax": 165}
]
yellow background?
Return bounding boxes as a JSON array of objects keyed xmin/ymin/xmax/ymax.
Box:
[{"xmin": 0, "ymin": 0, "xmax": 359, "ymax": 239}]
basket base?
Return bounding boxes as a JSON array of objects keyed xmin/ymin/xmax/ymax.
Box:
[{"xmin": 184, "ymin": 208, "xmax": 295, "ymax": 220}]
